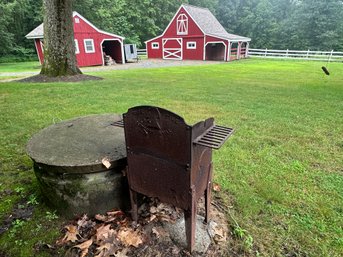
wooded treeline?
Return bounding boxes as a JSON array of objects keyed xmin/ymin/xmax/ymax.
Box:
[{"xmin": 1, "ymin": 0, "xmax": 343, "ymax": 61}]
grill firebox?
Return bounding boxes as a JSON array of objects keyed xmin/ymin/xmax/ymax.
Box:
[{"xmin": 114, "ymin": 106, "xmax": 233, "ymax": 252}]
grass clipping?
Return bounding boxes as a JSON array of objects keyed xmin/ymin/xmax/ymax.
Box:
[{"xmin": 54, "ymin": 198, "xmax": 228, "ymax": 257}]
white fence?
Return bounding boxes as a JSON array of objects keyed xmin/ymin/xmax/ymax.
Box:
[
  {"xmin": 248, "ymin": 48, "xmax": 343, "ymax": 62},
  {"xmin": 138, "ymin": 48, "xmax": 343, "ymax": 62},
  {"xmin": 137, "ymin": 49, "xmax": 147, "ymax": 56}
]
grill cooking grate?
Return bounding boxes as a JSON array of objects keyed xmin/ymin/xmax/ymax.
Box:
[
  {"xmin": 193, "ymin": 125, "xmax": 234, "ymax": 149},
  {"xmin": 112, "ymin": 119, "xmax": 124, "ymax": 128}
]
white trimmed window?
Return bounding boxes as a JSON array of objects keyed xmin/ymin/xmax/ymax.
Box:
[
  {"xmin": 177, "ymin": 14, "xmax": 188, "ymax": 35},
  {"xmin": 74, "ymin": 39, "xmax": 79, "ymax": 54},
  {"xmin": 75, "ymin": 17, "xmax": 80, "ymax": 23},
  {"xmin": 187, "ymin": 42, "xmax": 196, "ymax": 49},
  {"xmin": 152, "ymin": 42, "xmax": 159, "ymax": 49},
  {"xmin": 84, "ymin": 39, "xmax": 95, "ymax": 53}
]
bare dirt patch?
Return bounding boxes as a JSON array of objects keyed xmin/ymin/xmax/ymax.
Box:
[
  {"xmin": 0, "ymin": 199, "xmax": 35, "ymax": 235},
  {"xmin": 18, "ymin": 74, "xmax": 103, "ymax": 83}
]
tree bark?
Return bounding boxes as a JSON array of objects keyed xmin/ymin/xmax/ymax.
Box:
[{"xmin": 40, "ymin": 0, "xmax": 81, "ymax": 76}]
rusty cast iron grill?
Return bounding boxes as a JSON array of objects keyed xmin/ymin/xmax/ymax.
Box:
[{"xmin": 114, "ymin": 106, "xmax": 233, "ymax": 252}]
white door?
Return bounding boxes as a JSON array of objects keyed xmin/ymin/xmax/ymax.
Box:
[{"xmin": 162, "ymin": 38, "xmax": 182, "ymax": 60}]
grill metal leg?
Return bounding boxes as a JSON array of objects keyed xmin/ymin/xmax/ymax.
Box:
[
  {"xmin": 185, "ymin": 185, "xmax": 196, "ymax": 252},
  {"xmin": 205, "ymin": 162, "xmax": 213, "ymax": 223},
  {"xmin": 129, "ymin": 188, "xmax": 138, "ymax": 222}
]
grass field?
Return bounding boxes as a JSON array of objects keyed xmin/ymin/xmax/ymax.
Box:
[
  {"xmin": 0, "ymin": 59, "xmax": 342, "ymax": 256},
  {"xmin": 0, "ymin": 61, "xmax": 41, "ymax": 73}
]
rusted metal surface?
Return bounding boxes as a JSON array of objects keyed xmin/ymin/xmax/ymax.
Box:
[{"xmin": 115, "ymin": 106, "xmax": 233, "ymax": 252}]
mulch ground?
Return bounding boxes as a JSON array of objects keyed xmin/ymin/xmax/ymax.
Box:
[{"xmin": 18, "ymin": 74, "xmax": 103, "ymax": 83}]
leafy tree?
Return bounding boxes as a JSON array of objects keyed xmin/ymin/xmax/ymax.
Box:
[
  {"xmin": 248, "ymin": 0, "xmax": 278, "ymax": 48},
  {"xmin": 188, "ymin": 0, "xmax": 218, "ymax": 14},
  {"xmin": 293, "ymin": 0, "xmax": 343, "ymax": 50},
  {"xmin": 40, "ymin": 0, "xmax": 81, "ymax": 76},
  {"xmin": 1, "ymin": 0, "xmax": 343, "ymax": 60},
  {"xmin": 0, "ymin": 2, "xmax": 15, "ymax": 56},
  {"xmin": 126, "ymin": 0, "xmax": 182, "ymax": 45},
  {"xmin": 12, "ymin": 0, "xmax": 43, "ymax": 55}
]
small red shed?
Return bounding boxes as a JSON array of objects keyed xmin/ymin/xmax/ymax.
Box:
[
  {"xmin": 25, "ymin": 12, "xmax": 125, "ymax": 67},
  {"xmin": 146, "ymin": 4, "xmax": 251, "ymax": 61}
]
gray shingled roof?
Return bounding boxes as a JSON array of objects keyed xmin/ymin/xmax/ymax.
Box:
[
  {"xmin": 182, "ymin": 4, "xmax": 250, "ymax": 41},
  {"xmin": 25, "ymin": 11, "xmax": 124, "ymax": 40},
  {"xmin": 26, "ymin": 23, "xmax": 44, "ymax": 39}
]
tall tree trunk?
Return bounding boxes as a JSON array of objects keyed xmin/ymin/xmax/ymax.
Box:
[{"xmin": 40, "ymin": 0, "xmax": 81, "ymax": 76}]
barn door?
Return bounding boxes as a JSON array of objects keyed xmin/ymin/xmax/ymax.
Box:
[{"xmin": 162, "ymin": 38, "xmax": 182, "ymax": 60}]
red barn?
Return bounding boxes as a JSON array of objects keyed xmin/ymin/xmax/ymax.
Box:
[
  {"xmin": 25, "ymin": 12, "xmax": 125, "ymax": 67},
  {"xmin": 146, "ymin": 4, "xmax": 251, "ymax": 61}
]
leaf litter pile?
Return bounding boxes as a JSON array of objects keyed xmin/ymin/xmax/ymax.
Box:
[{"xmin": 53, "ymin": 195, "xmax": 229, "ymax": 257}]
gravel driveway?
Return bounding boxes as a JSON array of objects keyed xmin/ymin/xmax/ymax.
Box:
[
  {"xmin": 0, "ymin": 59, "xmax": 223, "ymax": 82},
  {"xmin": 82, "ymin": 59, "xmax": 222, "ymax": 72}
]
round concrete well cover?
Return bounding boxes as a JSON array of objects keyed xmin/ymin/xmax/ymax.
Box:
[{"xmin": 27, "ymin": 114, "xmax": 126, "ymax": 173}]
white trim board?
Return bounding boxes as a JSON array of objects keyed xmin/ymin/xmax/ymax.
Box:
[
  {"xmin": 204, "ymin": 41, "xmax": 227, "ymax": 61},
  {"xmin": 100, "ymin": 38, "xmax": 125, "ymax": 66},
  {"xmin": 162, "ymin": 38, "xmax": 183, "ymax": 60},
  {"xmin": 74, "ymin": 39, "xmax": 80, "ymax": 54},
  {"xmin": 73, "ymin": 11, "xmax": 125, "ymax": 40},
  {"xmin": 145, "ymin": 5, "xmax": 205, "ymax": 43},
  {"xmin": 100, "ymin": 38, "xmax": 125, "ymax": 65},
  {"xmin": 84, "ymin": 39, "xmax": 95, "ymax": 53},
  {"xmin": 152, "ymin": 42, "xmax": 159, "ymax": 49},
  {"xmin": 187, "ymin": 41, "xmax": 196, "ymax": 49}
]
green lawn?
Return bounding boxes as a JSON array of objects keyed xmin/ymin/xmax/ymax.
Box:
[
  {"xmin": 0, "ymin": 59, "xmax": 342, "ymax": 256},
  {"xmin": 0, "ymin": 61, "xmax": 41, "ymax": 82},
  {"xmin": 0, "ymin": 61, "xmax": 41, "ymax": 73}
]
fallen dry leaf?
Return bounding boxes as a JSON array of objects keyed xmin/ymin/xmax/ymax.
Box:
[
  {"xmin": 117, "ymin": 228, "xmax": 143, "ymax": 247},
  {"xmin": 95, "ymin": 210, "xmax": 125, "ymax": 223},
  {"xmin": 151, "ymin": 226, "xmax": 168, "ymax": 239},
  {"xmin": 77, "ymin": 214, "xmax": 89, "ymax": 228},
  {"xmin": 115, "ymin": 248, "xmax": 129, "ymax": 257},
  {"xmin": 74, "ymin": 239, "xmax": 93, "ymax": 257},
  {"xmin": 157, "ymin": 214, "xmax": 173, "ymax": 222},
  {"xmin": 95, "ymin": 242, "xmax": 117, "ymax": 257},
  {"xmin": 149, "ymin": 214, "xmax": 157, "ymax": 222},
  {"xmin": 149, "ymin": 206, "xmax": 157, "ymax": 214},
  {"xmin": 77, "ymin": 214, "xmax": 96, "ymax": 235},
  {"xmin": 213, "ymin": 183, "xmax": 221, "ymax": 192},
  {"xmin": 56, "ymin": 225, "xmax": 80, "ymax": 245},
  {"xmin": 95, "ymin": 224, "xmax": 116, "ymax": 243},
  {"xmin": 107, "ymin": 210, "xmax": 125, "ymax": 216},
  {"xmin": 95, "ymin": 224, "xmax": 120, "ymax": 257},
  {"xmin": 207, "ymin": 221, "xmax": 227, "ymax": 243},
  {"xmin": 95, "ymin": 214, "xmax": 107, "ymax": 222}
]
